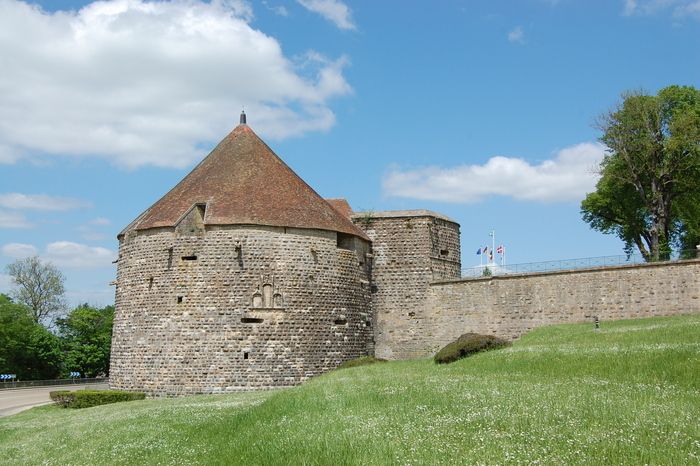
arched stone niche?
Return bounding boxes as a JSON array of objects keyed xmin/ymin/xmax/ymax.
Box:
[{"xmin": 251, "ymin": 275, "xmax": 285, "ymax": 309}]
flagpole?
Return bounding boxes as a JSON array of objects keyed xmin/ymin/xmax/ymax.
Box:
[{"xmin": 491, "ymin": 230, "xmax": 495, "ymax": 265}]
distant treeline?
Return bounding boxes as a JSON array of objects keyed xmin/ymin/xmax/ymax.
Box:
[{"xmin": 0, "ymin": 294, "xmax": 113, "ymax": 380}]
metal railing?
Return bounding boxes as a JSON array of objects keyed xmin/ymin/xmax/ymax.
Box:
[
  {"xmin": 0, "ymin": 377, "xmax": 108, "ymax": 390},
  {"xmin": 462, "ymin": 250, "xmax": 700, "ymax": 279}
]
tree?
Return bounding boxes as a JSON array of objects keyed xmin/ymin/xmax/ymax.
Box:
[
  {"xmin": 581, "ymin": 85, "xmax": 700, "ymax": 261},
  {"xmin": 57, "ymin": 304, "xmax": 114, "ymax": 377},
  {"xmin": 6, "ymin": 256, "xmax": 66, "ymax": 324},
  {"xmin": 0, "ymin": 294, "xmax": 62, "ymax": 379}
]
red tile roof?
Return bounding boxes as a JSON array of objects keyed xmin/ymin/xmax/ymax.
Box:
[
  {"xmin": 123, "ymin": 123, "xmax": 369, "ymax": 241},
  {"xmin": 325, "ymin": 198, "xmax": 354, "ymax": 219}
]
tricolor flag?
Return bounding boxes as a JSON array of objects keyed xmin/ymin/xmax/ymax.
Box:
[
  {"xmin": 497, "ymin": 245, "xmax": 504, "ymax": 254},
  {"xmin": 476, "ymin": 248, "xmax": 481, "ymax": 255},
  {"xmin": 482, "ymin": 246, "xmax": 488, "ymax": 254}
]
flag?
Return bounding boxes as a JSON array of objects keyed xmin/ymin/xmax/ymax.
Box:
[
  {"xmin": 497, "ymin": 245, "xmax": 504, "ymax": 254},
  {"xmin": 476, "ymin": 248, "xmax": 481, "ymax": 255},
  {"xmin": 489, "ymin": 251, "xmax": 493, "ymax": 260},
  {"xmin": 483, "ymin": 246, "xmax": 488, "ymax": 254}
]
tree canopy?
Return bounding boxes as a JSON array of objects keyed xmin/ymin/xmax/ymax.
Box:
[
  {"xmin": 0, "ymin": 294, "xmax": 62, "ymax": 379},
  {"xmin": 57, "ymin": 304, "xmax": 114, "ymax": 378},
  {"xmin": 581, "ymin": 85, "xmax": 700, "ymax": 261},
  {"xmin": 6, "ymin": 256, "xmax": 66, "ymax": 324}
]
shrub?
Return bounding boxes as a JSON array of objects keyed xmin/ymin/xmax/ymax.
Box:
[
  {"xmin": 337, "ymin": 356, "xmax": 387, "ymax": 370},
  {"xmin": 50, "ymin": 389, "xmax": 145, "ymax": 409},
  {"xmin": 434, "ymin": 333, "xmax": 511, "ymax": 364},
  {"xmin": 49, "ymin": 390, "xmax": 74, "ymax": 408}
]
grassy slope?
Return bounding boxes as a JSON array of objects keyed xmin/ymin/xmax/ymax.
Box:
[{"xmin": 0, "ymin": 315, "xmax": 698, "ymax": 465}]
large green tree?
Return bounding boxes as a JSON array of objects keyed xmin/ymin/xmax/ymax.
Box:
[
  {"xmin": 0, "ymin": 294, "xmax": 62, "ymax": 380},
  {"xmin": 6, "ymin": 256, "xmax": 66, "ymax": 324},
  {"xmin": 57, "ymin": 304, "xmax": 114, "ymax": 377},
  {"xmin": 581, "ymin": 85, "xmax": 700, "ymax": 261}
]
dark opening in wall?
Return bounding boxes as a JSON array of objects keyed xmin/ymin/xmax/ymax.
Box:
[
  {"xmin": 336, "ymin": 233, "xmax": 355, "ymax": 251},
  {"xmin": 182, "ymin": 255, "xmax": 197, "ymax": 261},
  {"xmin": 365, "ymin": 320, "xmax": 372, "ymax": 328},
  {"xmin": 334, "ymin": 318, "xmax": 348, "ymax": 325},
  {"xmin": 408, "ymin": 311, "xmax": 416, "ymax": 317},
  {"xmin": 177, "ymin": 296, "xmax": 183, "ymax": 304},
  {"xmin": 440, "ymin": 249, "xmax": 449, "ymax": 256},
  {"xmin": 241, "ymin": 317, "xmax": 264, "ymax": 324},
  {"xmin": 243, "ymin": 351, "xmax": 249, "ymax": 360},
  {"xmin": 148, "ymin": 277, "xmax": 154, "ymax": 290},
  {"xmin": 167, "ymin": 248, "xmax": 173, "ymax": 269}
]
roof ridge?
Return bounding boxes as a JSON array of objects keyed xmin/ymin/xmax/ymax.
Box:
[{"xmin": 123, "ymin": 123, "xmax": 369, "ymax": 241}]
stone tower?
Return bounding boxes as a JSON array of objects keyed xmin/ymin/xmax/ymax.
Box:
[
  {"xmin": 110, "ymin": 115, "xmax": 373, "ymax": 395},
  {"xmin": 352, "ymin": 211, "xmax": 461, "ymax": 359}
]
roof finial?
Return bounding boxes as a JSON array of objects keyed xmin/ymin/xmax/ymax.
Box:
[{"xmin": 240, "ymin": 110, "xmax": 247, "ymax": 125}]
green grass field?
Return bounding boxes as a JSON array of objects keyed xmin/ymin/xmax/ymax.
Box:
[{"xmin": 0, "ymin": 315, "xmax": 698, "ymax": 465}]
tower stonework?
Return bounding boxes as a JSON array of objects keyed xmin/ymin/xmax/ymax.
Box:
[
  {"xmin": 110, "ymin": 121, "xmax": 374, "ymax": 396},
  {"xmin": 351, "ymin": 211, "xmax": 461, "ymax": 360}
]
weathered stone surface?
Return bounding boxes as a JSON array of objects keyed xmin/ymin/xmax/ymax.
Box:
[
  {"xmin": 110, "ymin": 225, "xmax": 372, "ymax": 396},
  {"xmin": 416, "ymin": 259, "xmax": 700, "ymax": 357},
  {"xmin": 352, "ymin": 211, "xmax": 461, "ymax": 360}
]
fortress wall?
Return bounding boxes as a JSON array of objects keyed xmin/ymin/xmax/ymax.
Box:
[
  {"xmin": 111, "ymin": 225, "xmax": 372, "ymax": 396},
  {"xmin": 353, "ymin": 212, "xmax": 461, "ymax": 359},
  {"xmin": 402, "ymin": 259, "xmax": 700, "ymax": 358}
]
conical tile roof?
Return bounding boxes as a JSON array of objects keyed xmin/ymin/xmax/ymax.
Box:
[{"xmin": 122, "ymin": 122, "xmax": 369, "ymax": 241}]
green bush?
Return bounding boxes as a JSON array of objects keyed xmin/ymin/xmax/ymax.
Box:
[
  {"xmin": 50, "ymin": 389, "xmax": 145, "ymax": 409},
  {"xmin": 48, "ymin": 390, "xmax": 74, "ymax": 408},
  {"xmin": 434, "ymin": 333, "xmax": 511, "ymax": 364},
  {"xmin": 337, "ymin": 356, "xmax": 387, "ymax": 370}
]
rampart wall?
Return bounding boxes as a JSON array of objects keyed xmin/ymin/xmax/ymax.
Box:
[{"xmin": 400, "ymin": 259, "xmax": 700, "ymax": 358}]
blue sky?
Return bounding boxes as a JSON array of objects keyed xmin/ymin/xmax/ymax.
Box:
[{"xmin": 0, "ymin": 0, "xmax": 698, "ymax": 306}]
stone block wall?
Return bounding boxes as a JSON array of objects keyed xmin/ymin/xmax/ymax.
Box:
[
  {"xmin": 409, "ymin": 259, "xmax": 700, "ymax": 358},
  {"xmin": 352, "ymin": 211, "xmax": 461, "ymax": 359},
  {"xmin": 110, "ymin": 225, "xmax": 372, "ymax": 396}
]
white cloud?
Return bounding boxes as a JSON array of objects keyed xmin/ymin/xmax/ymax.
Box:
[
  {"xmin": 507, "ymin": 26, "xmax": 525, "ymax": 44},
  {"xmin": 0, "ymin": 210, "xmax": 33, "ymax": 229},
  {"xmin": 622, "ymin": 0, "xmax": 700, "ymax": 19},
  {"xmin": 1, "ymin": 241, "xmax": 116, "ymax": 268},
  {"xmin": 78, "ymin": 217, "xmax": 112, "ymax": 240},
  {"xmin": 89, "ymin": 217, "xmax": 111, "ymax": 226},
  {"xmin": 44, "ymin": 241, "xmax": 117, "ymax": 268},
  {"xmin": 383, "ymin": 142, "xmax": 606, "ymax": 204},
  {"xmin": 0, "ymin": 0, "xmax": 353, "ymax": 169},
  {"xmin": 1, "ymin": 243, "xmax": 39, "ymax": 258},
  {"xmin": 623, "ymin": 0, "xmax": 639, "ymax": 15},
  {"xmin": 297, "ymin": 0, "xmax": 356, "ymax": 30},
  {"xmin": 674, "ymin": 0, "xmax": 700, "ymax": 17},
  {"xmin": 0, "ymin": 193, "xmax": 91, "ymax": 211},
  {"xmin": 263, "ymin": 1, "xmax": 288, "ymax": 16}
]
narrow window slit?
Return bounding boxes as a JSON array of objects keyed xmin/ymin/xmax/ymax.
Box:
[
  {"xmin": 177, "ymin": 296, "xmax": 183, "ymax": 304},
  {"xmin": 243, "ymin": 352, "xmax": 249, "ymax": 360},
  {"xmin": 334, "ymin": 318, "xmax": 347, "ymax": 325},
  {"xmin": 241, "ymin": 317, "xmax": 263, "ymax": 324},
  {"xmin": 182, "ymin": 255, "xmax": 197, "ymax": 261}
]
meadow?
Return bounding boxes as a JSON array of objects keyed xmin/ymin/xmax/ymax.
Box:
[{"xmin": 0, "ymin": 314, "xmax": 698, "ymax": 465}]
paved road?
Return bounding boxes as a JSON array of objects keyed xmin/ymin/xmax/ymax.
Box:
[{"xmin": 0, "ymin": 384, "xmax": 109, "ymax": 417}]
